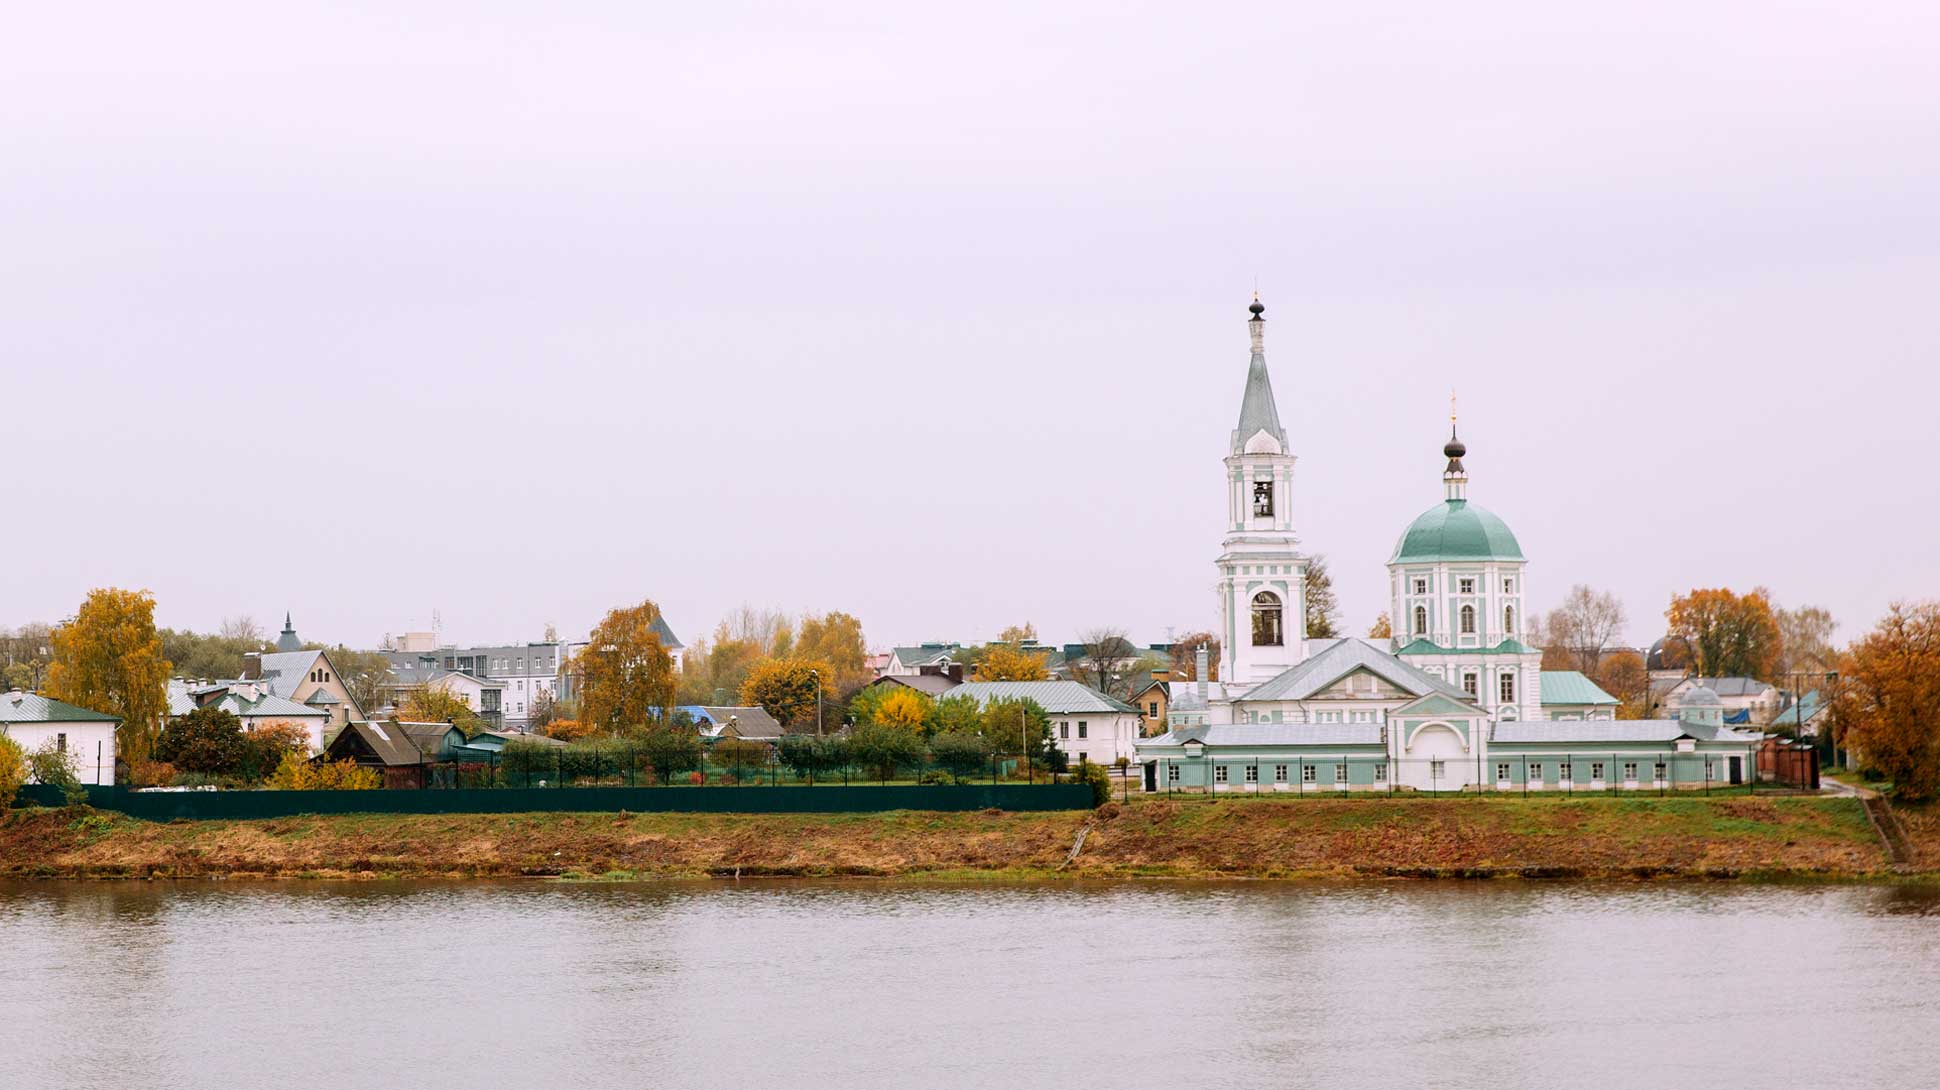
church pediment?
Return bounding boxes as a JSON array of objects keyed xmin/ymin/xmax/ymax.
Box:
[{"xmin": 1393, "ymin": 692, "xmax": 1481, "ymax": 718}]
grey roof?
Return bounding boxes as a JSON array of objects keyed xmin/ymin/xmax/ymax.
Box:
[
  {"xmin": 889, "ymin": 644, "xmax": 961, "ymax": 666},
  {"xmin": 167, "ymin": 679, "xmax": 326, "ymax": 720},
  {"xmin": 1142, "ymin": 723, "xmax": 1385, "ymax": 748},
  {"xmin": 1166, "ymin": 682, "xmax": 1233, "ymax": 713},
  {"xmin": 1770, "ymin": 693, "xmax": 1827, "ymax": 728},
  {"xmin": 324, "ymin": 720, "xmax": 424, "ymax": 766},
  {"xmin": 687, "ymin": 705, "xmax": 785, "ymax": 738},
  {"xmin": 1652, "ymin": 676, "xmax": 1773, "ymax": 699},
  {"xmin": 1493, "ymin": 719, "xmax": 1759, "ymax": 744},
  {"xmin": 1241, "ymin": 638, "xmax": 1471, "ymax": 703},
  {"xmin": 1674, "ymin": 683, "xmax": 1723, "ymax": 708},
  {"xmin": 385, "ymin": 643, "xmax": 568, "ymax": 679},
  {"xmin": 871, "ymin": 674, "xmax": 960, "ymax": 697},
  {"xmin": 1231, "ymin": 312, "xmax": 1288, "ymax": 455},
  {"xmin": 0, "ymin": 691, "xmax": 118, "ymax": 724},
  {"xmin": 949, "ymin": 681, "xmax": 1139, "ymax": 715},
  {"xmin": 252, "ymin": 650, "xmax": 325, "ymax": 701},
  {"xmin": 275, "ymin": 613, "xmax": 303, "ymax": 653}
]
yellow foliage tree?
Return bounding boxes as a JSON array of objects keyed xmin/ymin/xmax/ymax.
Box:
[
  {"xmin": 1367, "ymin": 613, "xmax": 1392, "ymax": 640},
  {"xmin": 576, "ymin": 599, "xmax": 679, "ymax": 733},
  {"xmin": 0, "ymin": 734, "xmax": 27, "ymax": 811},
  {"xmin": 739, "ymin": 657, "xmax": 834, "ymax": 728},
  {"xmin": 269, "ymin": 752, "xmax": 379, "ymax": 790},
  {"xmin": 876, "ymin": 689, "xmax": 932, "ymax": 733},
  {"xmin": 46, "ymin": 588, "xmax": 171, "ymax": 766},
  {"xmin": 1836, "ymin": 601, "xmax": 1940, "ymax": 799},
  {"xmin": 974, "ymin": 644, "xmax": 1049, "ymax": 682},
  {"xmin": 794, "ymin": 611, "xmax": 871, "ymax": 692},
  {"xmin": 399, "ymin": 685, "xmax": 481, "ymax": 732}
]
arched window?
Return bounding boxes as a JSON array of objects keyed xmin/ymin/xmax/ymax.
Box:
[
  {"xmin": 1413, "ymin": 605, "xmax": 1428, "ymax": 636},
  {"xmin": 1251, "ymin": 591, "xmax": 1283, "ymax": 647},
  {"xmin": 1503, "ymin": 605, "xmax": 1515, "ymax": 635},
  {"xmin": 1460, "ymin": 604, "xmax": 1476, "ymax": 635}
]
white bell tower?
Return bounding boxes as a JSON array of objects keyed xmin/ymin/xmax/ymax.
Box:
[{"xmin": 1217, "ymin": 296, "xmax": 1308, "ymax": 686}]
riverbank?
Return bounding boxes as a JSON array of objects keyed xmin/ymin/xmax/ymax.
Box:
[{"xmin": 0, "ymin": 793, "xmax": 1921, "ymax": 881}]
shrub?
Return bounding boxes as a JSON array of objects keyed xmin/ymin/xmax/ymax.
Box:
[
  {"xmin": 1073, "ymin": 761, "xmax": 1111, "ymax": 807},
  {"xmin": 930, "ymin": 732, "xmax": 993, "ymax": 783},
  {"xmin": 239, "ymin": 721, "xmax": 311, "ymax": 781},
  {"xmin": 128, "ymin": 758, "xmax": 177, "ymax": 788},
  {"xmin": 500, "ymin": 739, "xmax": 562, "ymax": 784},
  {"xmin": 711, "ymin": 738, "xmax": 770, "ymax": 775},
  {"xmin": 639, "ymin": 726, "xmax": 703, "ymax": 782},
  {"xmin": 0, "ymin": 734, "xmax": 27, "ymax": 811},
  {"xmin": 28, "ymin": 741, "xmax": 87, "ymax": 805},
  {"xmin": 849, "ymin": 723, "xmax": 924, "ymax": 782},
  {"xmin": 917, "ymin": 768, "xmax": 953, "ymax": 785},
  {"xmin": 687, "ymin": 770, "xmax": 705, "ymax": 785},
  {"xmin": 156, "ymin": 706, "xmax": 248, "ymax": 774},
  {"xmin": 269, "ymin": 752, "xmax": 378, "ymax": 790},
  {"xmin": 778, "ymin": 734, "xmax": 849, "ymax": 780},
  {"xmin": 543, "ymin": 718, "xmax": 597, "ymax": 742}
]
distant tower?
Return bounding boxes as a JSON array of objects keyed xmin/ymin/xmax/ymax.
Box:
[
  {"xmin": 276, "ymin": 612, "xmax": 302, "ymax": 652},
  {"xmin": 1216, "ymin": 295, "xmax": 1308, "ymax": 685}
]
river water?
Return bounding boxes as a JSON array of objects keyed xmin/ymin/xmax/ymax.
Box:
[{"xmin": 2, "ymin": 880, "xmax": 1936, "ymax": 1089}]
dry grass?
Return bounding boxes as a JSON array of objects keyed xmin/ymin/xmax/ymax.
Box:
[{"xmin": 0, "ymin": 794, "xmax": 1896, "ymax": 881}]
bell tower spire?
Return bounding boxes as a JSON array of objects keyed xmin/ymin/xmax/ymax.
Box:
[{"xmin": 1443, "ymin": 391, "xmax": 1468, "ymax": 501}]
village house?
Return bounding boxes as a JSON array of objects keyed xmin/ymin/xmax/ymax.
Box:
[
  {"xmin": 948, "ymin": 680, "xmax": 1143, "ymax": 767},
  {"xmin": 0, "ymin": 689, "xmax": 119, "ymax": 785},
  {"xmin": 167, "ymin": 678, "xmax": 332, "ymax": 751}
]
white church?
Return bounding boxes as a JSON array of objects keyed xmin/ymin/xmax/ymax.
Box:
[{"xmin": 1137, "ymin": 299, "xmax": 1759, "ymax": 793}]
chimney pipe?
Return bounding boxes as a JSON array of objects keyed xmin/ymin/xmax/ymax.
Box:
[{"xmin": 242, "ymin": 653, "xmax": 262, "ymax": 680}]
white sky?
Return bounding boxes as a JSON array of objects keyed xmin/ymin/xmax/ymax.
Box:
[{"xmin": 4, "ymin": 2, "xmax": 1935, "ymax": 651}]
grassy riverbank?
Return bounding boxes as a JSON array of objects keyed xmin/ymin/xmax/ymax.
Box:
[{"xmin": 0, "ymin": 793, "xmax": 1917, "ymax": 881}]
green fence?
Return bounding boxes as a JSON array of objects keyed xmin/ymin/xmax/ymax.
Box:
[{"xmin": 12, "ymin": 782, "xmax": 1093, "ymax": 820}]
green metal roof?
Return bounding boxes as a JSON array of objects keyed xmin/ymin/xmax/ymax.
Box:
[
  {"xmin": 1389, "ymin": 499, "xmax": 1524, "ymax": 563},
  {"xmin": 1394, "ymin": 638, "xmax": 1538, "ymax": 657},
  {"xmin": 1538, "ymin": 671, "xmax": 1619, "ymax": 706},
  {"xmin": 0, "ymin": 692, "xmax": 119, "ymax": 724}
]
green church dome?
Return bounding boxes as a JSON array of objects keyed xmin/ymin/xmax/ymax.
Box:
[{"xmin": 1389, "ymin": 499, "xmax": 1524, "ymax": 564}]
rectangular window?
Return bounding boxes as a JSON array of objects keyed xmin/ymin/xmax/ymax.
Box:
[
  {"xmin": 1244, "ymin": 764, "xmax": 1258, "ymax": 783},
  {"xmin": 1623, "ymin": 761, "xmax": 1639, "ymax": 782},
  {"xmin": 1301, "ymin": 764, "xmax": 1317, "ymax": 783},
  {"xmin": 1529, "ymin": 762, "xmax": 1543, "ymax": 781},
  {"xmin": 1334, "ymin": 764, "xmax": 1347, "ymax": 783},
  {"xmin": 1430, "ymin": 760, "xmax": 1446, "ymax": 778},
  {"xmin": 1168, "ymin": 764, "xmax": 1181, "ymax": 782},
  {"xmin": 57, "ymin": 732, "xmax": 67, "ymax": 753},
  {"xmin": 1653, "ymin": 761, "xmax": 1667, "ymax": 781},
  {"xmin": 1077, "ymin": 752, "xmax": 1087, "ymax": 764},
  {"xmin": 1499, "ymin": 673, "xmax": 1516, "ymax": 703},
  {"xmin": 1705, "ymin": 760, "xmax": 1715, "ymax": 781},
  {"xmin": 1497, "ymin": 763, "xmax": 1511, "ymax": 781},
  {"xmin": 1459, "ymin": 577, "xmax": 1476, "ymax": 594},
  {"xmin": 1557, "ymin": 762, "xmax": 1571, "ymax": 781},
  {"xmin": 1591, "ymin": 761, "xmax": 1606, "ymax": 781},
  {"xmin": 1077, "ymin": 722, "xmax": 1088, "ymax": 739},
  {"xmin": 1503, "ymin": 578, "xmax": 1515, "ymax": 594},
  {"xmin": 1373, "ymin": 763, "xmax": 1388, "ymax": 782},
  {"xmin": 1413, "ymin": 578, "xmax": 1428, "ymax": 595},
  {"xmin": 1148, "ymin": 702, "xmax": 1159, "ymax": 717},
  {"xmin": 1462, "ymin": 673, "xmax": 1478, "ymax": 697},
  {"xmin": 1059, "ymin": 723, "xmax": 1069, "ymax": 740},
  {"xmin": 1274, "ymin": 764, "xmax": 1288, "ymax": 782},
  {"xmin": 1214, "ymin": 766, "xmax": 1229, "ymax": 784}
]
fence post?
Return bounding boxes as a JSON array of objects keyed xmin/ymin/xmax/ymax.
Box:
[{"xmin": 555, "ymin": 747, "xmax": 562, "ymax": 788}]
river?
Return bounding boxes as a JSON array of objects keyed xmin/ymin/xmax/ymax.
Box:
[{"xmin": 2, "ymin": 880, "xmax": 1935, "ymax": 1089}]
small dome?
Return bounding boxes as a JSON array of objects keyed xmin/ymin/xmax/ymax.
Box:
[
  {"xmin": 1249, "ymin": 299, "xmax": 1265, "ymax": 317},
  {"xmin": 1675, "ymin": 682, "xmax": 1723, "ymax": 708},
  {"xmin": 1444, "ymin": 435, "xmax": 1466, "ymax": 460},
  {"xmin": 1389, "ymin": 500, "xmax": 1524, "ymax": 564}
]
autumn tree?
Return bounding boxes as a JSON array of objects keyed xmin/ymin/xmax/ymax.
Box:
[
  {"xmin": 977, "ymin": 696, "xmax": 1054, "ymax": 763},
  {"xmin": 974, "ymin": 643, "xmax": 1050, "ymax": 682},
  {"xmin": 1168, "ymin": 633, "xmax": 1219, "ymax": 681},
  {"xmin": 399, "ymin": 686, "xmax": 482, "ymax": 733},
  {"xmin": 577, "ymin": 599, "xmax": 679, "ymax": 733},
  {"xmin": 931, "ymin": 693, "xmax": 983, "ymax": 736},
  {"xmin": 159, "ymin": 627, "xmax": 267, "ymax": 681},
  {"xmin": 875, "ymin": 689, "xmax": 933, "ymax": 733},
  {"xmin": 1304, "ymin": 555, "xmax": 1341, "ymax": 639},
  {"xmin": 0, "ymin": 623, "xmax": 55, "ymax": 691},
  {"xmin": 1367, "ymin": 614, "xmax": 1392, "ymax": 641},
  {"xmin": 739, "ymin": 657, "xmax": 833, "ymax": 730},
  {"xmin": 794, "ymin": 611, "xmax": 870, "ymax": 692},
  {"xmin": 1536, "ymin": 585, "xmax": 1628, "ymax": 674},
  {"xmin": 327, "ymin": 646, "xmax": 395, "ymax": 715},
  {"xmin": 1593, "ymin": 650, "xmax": 1651, "ymax": 720},
  {"xmin": 996, "ymin": 622, "xmax": 1038, "ymax": 644},
  {"xmin": 723, "ymin": 606, "xmax": 793, "ymax": 655},
  {"xmin": 47, "ymin": 588, "xmax": 171, "ymax": 765},
  {"xmin": 1835, "ymin": 601, "xmax": 1940, "ymax": 800},
  {"xmin": 1665, "ymin": 587, "xmax": 1782, "ymax": 681}
]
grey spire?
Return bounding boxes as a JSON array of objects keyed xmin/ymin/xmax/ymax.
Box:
[
  {"xmin": 1230, "ymin": 294, "xmax": 1289, "ymax": 455},
  {"xmin": 276, "ymin": 613, "xmax": 302, "ymax": 653}
]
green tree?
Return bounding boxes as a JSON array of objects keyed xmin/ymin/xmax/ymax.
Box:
[
  {"xmin": 47, "ymin": 588, "xmax": 171, "ymax": 765},
  {"xmin": 158, "ymin": 627, "xmax": 266, "ymax": 681},
  {"xmin": 576, "ymin": 599, "xmax": 679, "ymax": 732},
  {"xmin": 846, "ymin": 684, "xmax": 891, "ymax": 728},
  {"xmin": 398, "ymin": 686, "xmax": 482, "ymax": 734},
  {"xmin": 27, "ymin": 740, "xmax": 86, "ymax": 805},
  {"xmin": 739, "ymin": 657, "xmax": 833, "ymax": 728},
  {"xmin": 849, "ymin": 723, "xmax": 924, "ymax": 782},
  {"xmin": 326, "ymin": 646, "xmax": 396, "ymax": 715},
  {"xmin": 156, "ymin": 706, "xmax": 249, "ymax": 774},
  {"xmin": 930, "ymin": 693, "xmax": 983, "ymax": 736},
  {"xmin": 929, "ymin": 732, "xmax": 993, "ymax": 783},
  {"xmin": 978, "ymin": 696, "xmax": 1053, "ymax": 763},
  {"xmin": 639, "ymin": 724, "xmax": 704, "ymax": 783}
]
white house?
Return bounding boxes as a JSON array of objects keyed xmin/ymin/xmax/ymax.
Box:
[
  {"xmin": 167, "ymin": 678, "xmax": 333, "ymax": 752},
  {"xmin": 1, "ymin": 690, "xmax": 119, "ymax": 785},
  {"xmin": 948, "ymin": 680, "xmax": 1143, "ymax": 767}
]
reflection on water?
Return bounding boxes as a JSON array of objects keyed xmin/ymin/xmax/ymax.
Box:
[{"xmin": 2, "ymin": 880, "xmax": 1937, "ymax": 1090}]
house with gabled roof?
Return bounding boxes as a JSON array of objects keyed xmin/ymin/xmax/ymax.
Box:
[
  {"xmin": 1538, "ymin": 671, "xmax": 1621, "ymax": 720},
  {"xmin": 1, "ymin": 689, "xmax": 119, "ymax": 784},
  {"xmin": 167, "ymin": 678, "xmax": 332, "ymax": 751},
  {"xmin": 880, "ymin": 643, "xmax": 962, "ymax": 677},
  {"xmin": 237, "ymin": 616, "xmax": 367, "ymax": 737},
  {"xmin": 947, "ymin": 680, "xmax": 1142, "ymax": 767}
]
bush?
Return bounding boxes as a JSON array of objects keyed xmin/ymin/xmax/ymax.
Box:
[
  {"xmin": 0, "ymin": 734, "xmax": 27, "ymax": 810},
  {"xmin": 156, "ymin": 706, "xmax": 248, "ymax": 774},
  {"xmin": 128, "ymin": 758, "xmax": 177, "ymax": 788},
  {"xmin": 930, "ymin": 732, "xmax": 993, "ymax": 783},
  {"xmin": 639, "ymin": 726, "xmax": 703, "ymax": 782},
  {"xmin": 501, "ymin": 739, "xmax": 562, "ymax": 784},
  {"xmin": 239, "ymin": 721, "xmax": 311, "ymax": 782},
  {"xmin": 711, "ymin": 738, "xmax": 770, "ymax": 775},
  {"xmin": 917, "ymin": 768, "xmax": 953, "ymax": 785},
  {"xmin": 543, "ymin": 718, "xmax": 596, "ymax": 742},
  {"xmin": 1073, "ymin": 761, "xmax": 1111, "ymax": 807},
  {"xmin": 28, "ymin": 741, "xmax": 87, "ymax": 805},
  {"xmin": 849, "ymin": 723, "xmax": 924, "ymax": 782},
  {"xmin": 687, "ymin": 770, "xmax": 705, "ymax": 785},
  {"xmin": 779, "ymin": 734, "xmax": 849, "ymax": 781},
  {"xmin": 268, "ymin": 753, "xmax": 378, "ymax": 790}
]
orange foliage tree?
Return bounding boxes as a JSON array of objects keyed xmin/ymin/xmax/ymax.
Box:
[
  {"xmin": 1665, "ymin": 587, "xmax": 1782, "ymax": 681},
  {"xmin": 1834, "ymin": 601, "xmax": 1940, "ymax": 799}
]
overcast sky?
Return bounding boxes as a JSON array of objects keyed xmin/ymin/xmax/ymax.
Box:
[{"xmin": 4, "ymin": 2, "xmax": 1935, "ymax": 653}]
